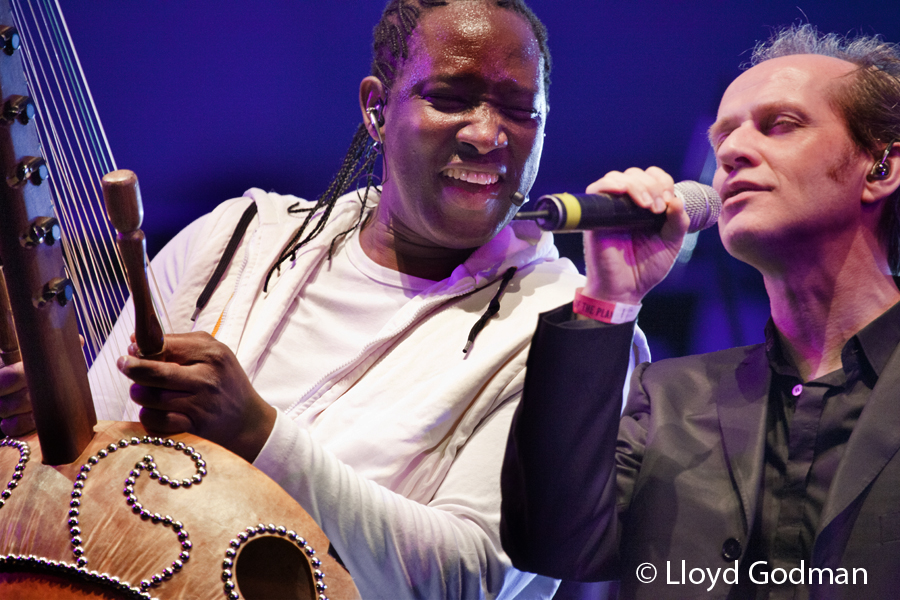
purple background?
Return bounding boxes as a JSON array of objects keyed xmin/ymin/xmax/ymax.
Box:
[{"xmin": 57, "ymin": 1, "xmax": 900, "ymax": 359}]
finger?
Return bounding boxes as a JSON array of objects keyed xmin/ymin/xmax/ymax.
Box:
[
  {"xmin": 645, "ymin": 166, "xmax": 676, "ymax": 189},
  {"xmin": 139, "ymin": 406, "xmax": 193, "ymax": 436},
  {"xmin": 0, "ymin": 387, "xmax": 31, "ymax": 418},
  {"xmin": 585, "ymin": 170, "xmax": 627, "ymax": 194},
  {"xmin": 127, "ymin": 331, "xmax": 220, "ymax": 366},
  {"xmin": 622, "ymin": 166, "xmax": 675, "ymax": 213},
  {"xmin": 118, "ymin": 355, "xmax": 199, "ymax": 392},
  {"xmin": 1, "ymin": 411, "xmax": 35, "ymax": 437},
  {"xmin": 660, "ymin": 188, "xmax": 690, "ymax": 241},
  {"xmin": 586, "ymin": 168, "xmax": 667, "ymax": 213},
  {"xmin": 154, "ymin": 331, "xmax": 220, "ymax": 365},
  {"xmin": 0, "ymin": 362, "xmax": 27, "ymax": 394},
  {"xmin": 128, "ymin": 383, "xmax": 193, "ymax": 411}
]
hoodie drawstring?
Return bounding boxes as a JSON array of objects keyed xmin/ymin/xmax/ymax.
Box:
[
  {"xmin": 463, "ymin": 266, "xmax": 517, "ymax": 354},
  {"xmin": 192, "ymin": 202, "xmax": 258, "ymax": 322}
]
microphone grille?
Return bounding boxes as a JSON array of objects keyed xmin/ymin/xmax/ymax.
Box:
[{"xmin": 674, "ymin": 181, "xmax": 721, "ymax": 233}]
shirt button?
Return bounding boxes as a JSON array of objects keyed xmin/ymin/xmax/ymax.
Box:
[
  {"xmin": 722, "ymin": 538, "xmax": 742, "ymax": 561},
  {"xmin": 791, "ymin": 384, "xmax": 803, "ymax": 396}
]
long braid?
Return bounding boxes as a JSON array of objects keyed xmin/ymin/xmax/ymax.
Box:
[
  {"xmin": 263, "ymin": 124, "xmax": 373, "ymax": 291},
  {"xmin": 264, "ymin": 0, "xmax": 551, "ymax": 291},
  {"xmin": 325, "ymin": 144, "xmax": 381, "ymax": 256}
]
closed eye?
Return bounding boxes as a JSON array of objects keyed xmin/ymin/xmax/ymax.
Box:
[
  {"xmin": 502, "ymin": 104, "xmax": 540, "ymax": 122},
  {"xmin": 710, "ymin": 130, "xmax": 731, "ymax": 152},
  {"xmin": 423, "ymin": 94, "xmax": 471, "ymax": 113},
  {"xmin": 766, "ymin": 116, "xmax": 801, "ymax": 134}
]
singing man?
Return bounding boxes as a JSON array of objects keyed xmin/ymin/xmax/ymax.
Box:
[{"xmin": 502, "ymin": 25, "xmax": 900, "ymax": 599}]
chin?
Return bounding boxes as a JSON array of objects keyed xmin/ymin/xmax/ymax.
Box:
[
  {"xmin": 440, "ymin": 230, "xmax": 496, "ymax": 250},
  {"xmin": 721, "ymin": 220, "xmax": 797, "ymax": 273},
  {"xmin": 436, "ymin": 209, "xmax": 515, "ymax": 248},
  {"xmin": 719, "ymin": 220, "xmax": 762, "ymax": 262},
  {"xmin": 433, "ymin": 220, "xmax": 504, "ymax": 250}
]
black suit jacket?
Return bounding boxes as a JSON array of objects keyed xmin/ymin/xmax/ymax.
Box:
[{"xmin": 501, "ymin": 305, "xmax": 900, "ymax": 599}]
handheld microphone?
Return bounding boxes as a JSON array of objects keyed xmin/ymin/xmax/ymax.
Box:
[{"xmin": 514, "ymin": 181, "xmax": 721, "ymax": 234}]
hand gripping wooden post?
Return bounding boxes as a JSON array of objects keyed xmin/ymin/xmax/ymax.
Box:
[{"xmin": 101, "ymin": 169, "xmax": 165, "ymax": 360}]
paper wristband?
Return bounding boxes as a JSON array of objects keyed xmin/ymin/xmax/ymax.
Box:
[{"xmin": 573, "ymin": 288, "xmax": 641, "ymax": 324}]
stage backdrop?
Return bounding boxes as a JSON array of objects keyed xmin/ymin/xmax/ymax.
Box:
[{"xmin": 57, "ymin": 0, "xmax": 900, "ymax": 358}]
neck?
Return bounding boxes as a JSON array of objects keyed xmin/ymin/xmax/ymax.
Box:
[
  {"xmin": 358, "ymin": 209, "xmax": 476, "ymax": 281},
  {"xmin": 763, "ymin": 235, "xmax": 900, "ymax": 381}
]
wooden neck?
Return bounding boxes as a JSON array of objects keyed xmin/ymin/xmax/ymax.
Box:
[{"xmin": 0, "ymin": 1, "xmax": 95, "ymax": 464}]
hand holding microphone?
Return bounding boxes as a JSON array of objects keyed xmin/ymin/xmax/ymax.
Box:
[{"xmin": 557, "ymin": 167, "xmax": 708, "ymax": 313}]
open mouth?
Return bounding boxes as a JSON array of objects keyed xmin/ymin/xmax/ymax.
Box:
[{"xmin": 442, "ymin": 167, "xmax": 501, "ymax": 186}]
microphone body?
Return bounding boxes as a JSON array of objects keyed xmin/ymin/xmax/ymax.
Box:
[{"xmin": 516, "ymin": 181, "xmax": 721, "ymax": 234}]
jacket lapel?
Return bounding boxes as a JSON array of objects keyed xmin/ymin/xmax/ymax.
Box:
[
  {"xmin": 716, "ymin": 344, "xmax": 771, "ymax": 532},
  {"xmin": 818, "ymin": 344, "xmax": 900, "ymax": 535}
]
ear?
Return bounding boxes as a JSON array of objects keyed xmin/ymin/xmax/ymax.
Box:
[
  {"xmin": 359, "ymin": 76, "xmax": 386, "ymax": 143},
  {"xmin": 862, "ymin": 143, "xmax": 900, "ymax": 204}
]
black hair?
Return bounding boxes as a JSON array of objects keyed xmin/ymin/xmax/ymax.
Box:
[{"xmin": 372, "ymin": 0, "xmax": 551, "ymax": 97}]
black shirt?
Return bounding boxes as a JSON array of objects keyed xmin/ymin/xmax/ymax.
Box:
[{"xmin": 745, "ymin": 300, "xmax": 900, "ymax": 599}]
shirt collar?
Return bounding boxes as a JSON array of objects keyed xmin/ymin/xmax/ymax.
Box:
[
  {"xmin": 764, "ymin": 299, "xmax": 900, "ymax": 386},
  {"xmin": 854, "ymin": 298, "xmax": 900, "ymax": 379}
]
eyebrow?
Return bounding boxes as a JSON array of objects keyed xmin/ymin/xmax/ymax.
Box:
[{"xmin": 420, "ymin": 70, "xmax": 542, "ymax": 93}]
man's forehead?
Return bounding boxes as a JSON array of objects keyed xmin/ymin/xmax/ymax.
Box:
[{"xmin": 720, "ymin": 54, "xmax": 856, "ymax": 110}]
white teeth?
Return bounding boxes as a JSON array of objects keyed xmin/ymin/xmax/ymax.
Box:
[{"xmin": 443, "ymin": 168, "xmax": 499, "ymax": 186}]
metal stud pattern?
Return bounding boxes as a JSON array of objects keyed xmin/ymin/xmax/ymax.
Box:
[
  {"xmin": 0, "ymin": 437, "xmax": 153, "ymax": 598},
  {"xmin": 221, "ymin": 524, "xmax": 329, "ymax": 600},
  {"xmin": 69, "ymin": 436, "xmax": 206, "ymax": 593},
  {"xmin": 0, "ymin": 437, "xmax": 29, "ymax": 509},
  {"xmin": 0, "ymin": 553, "xmax": 154, "ymax": 599},
  {"xmin": 0, "ymin": 435, "xmax": 328, "ymax": 598}
]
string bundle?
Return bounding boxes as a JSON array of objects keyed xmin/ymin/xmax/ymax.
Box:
[{"xmin": 9, "ymin": 0, "xmax": 169, "ymax": 410}]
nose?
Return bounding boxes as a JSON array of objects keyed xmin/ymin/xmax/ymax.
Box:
[
  {"xmin": 457, "ymin": 104, "xmax": 509, "ymax": 155},
  {"xmin": 715, "ymin": 122, "xmax": 761, "ymax": 174}
]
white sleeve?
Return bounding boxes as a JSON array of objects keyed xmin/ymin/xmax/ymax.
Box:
[
  {"xmin": 89, "ymin": 215, "xmax": 210, "ymax": 421},
  {"xmin": 254, "ymin": 394, "xmax": 559, "ymax": 600}
]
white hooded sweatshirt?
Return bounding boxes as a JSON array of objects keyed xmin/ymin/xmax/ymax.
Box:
[{"xmin": 92, "ymin": 189, "xmax": 648, "ymax": 599}]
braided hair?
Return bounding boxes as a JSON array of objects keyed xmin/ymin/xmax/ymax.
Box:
[
  {"xmin": 264, "ymin": 0, "xmax": 551, "ymax": 290},
  {"xmin": 371, "ymin": 0, "xmax": 551, "ymax": 100}
]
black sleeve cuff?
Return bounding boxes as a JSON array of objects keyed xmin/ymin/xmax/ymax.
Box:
[{"xmin": 541, "ymin": 302, "xmax": 637, "ymax": 333}]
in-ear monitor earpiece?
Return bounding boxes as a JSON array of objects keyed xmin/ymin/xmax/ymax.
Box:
[
  {"xmin": 870, "ymin": 138, "xmax": 898, "ymax": 181},
  {"xmin": 366, "ymin": 103, "xmax": 384, "ymax": 128},
  {"xmin": 366, "ymin": 103, "xmax": 385, "ymax": 152}
]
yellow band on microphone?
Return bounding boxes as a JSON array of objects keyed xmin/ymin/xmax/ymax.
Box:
[{"xmin": 555, "ymin": 193, "xmax": 582, "ymax": 230}]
